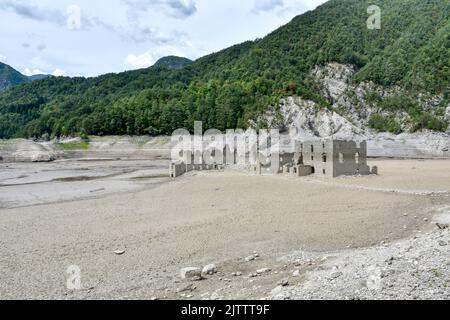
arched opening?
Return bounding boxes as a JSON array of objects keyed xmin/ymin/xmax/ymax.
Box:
[{"xmin": 355, "ymin": 152, "xmax": 360, "ymax": 164}]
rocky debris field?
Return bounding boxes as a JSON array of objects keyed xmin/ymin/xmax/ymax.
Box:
[
  {"xmin": 167, "ymin": 221, "xmax": 450, "ymax": 301},
  {"xmin": 269, "ymin": 222, "xmax": 450, "ymax": 300}
]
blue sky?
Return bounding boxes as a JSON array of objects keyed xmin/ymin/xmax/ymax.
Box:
[{"xmin": 0, "ymin": 0, "xmax": 327, "ymax": 77}]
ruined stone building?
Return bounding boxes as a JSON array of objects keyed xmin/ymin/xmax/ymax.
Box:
[
  {"xmin": 281, "ymin": 140, "xmax": 375, "ymax": 178},
  {"xmin": 170, "ymin": 139, "xmax": 377, "ymax": 178}
]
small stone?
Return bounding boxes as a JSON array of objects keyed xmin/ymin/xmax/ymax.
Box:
[
  {"xmin": 424, "ymin": 218, "xmax": 429, "ymax": 222},
  {"xmin": 278, "ymin": 279, "xmax": 289, "ymax": 287},
  {"xmin": 256, "ymin": 268, "xmax": 271, "ymax": 274},
  {"xmin": 114, "ymin": 250, "xmax": 126, "ymax": 255},
  {"xmin": 292, "ymin": 270, "xmax": 300, "ymax": 277},
  {"xmin": 436, "ymin": 223, "xmax": 449, "ymax": 230},
  {"xmin": 438, "ymin": 240, "xmax": 447, "ymax": 247},
  {"xmin": 176, "ymin": 284, "xmax": 196, "ymax": 293},
  {"xmin": 330, "ymin": 272, "xmax": 343, "ymax": 280},
  {"xmin": 180, "ymin": 267, "xmax": 202, "ymax": 281},
  {"xmin": 245, "ymin": 255, "xmax": 255, "ymax": 262},
  {"xmin": 202, "ymin": 264, "xmax": 217, "ymax": 275}
]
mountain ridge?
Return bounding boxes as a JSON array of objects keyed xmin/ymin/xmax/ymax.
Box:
[{"xmin": 0, "ymin": 0, "xmax": 449, "ymax": 139}]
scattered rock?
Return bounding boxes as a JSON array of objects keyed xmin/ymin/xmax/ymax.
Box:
[
  {"xmin": 330, "ymin": 272, "xmax": 343, "ymax": 280},
  {"xmin": 245, "ymin": 255, "xmax": 256, "ymax": 262},
  {"xmin": 438, "ymin": 240, "xmax": 447, "ymax": 247},
  {"xmin": 278, "ymin": 279, "xmax": 289, "ymax": 287},
  {"xmin": 114, "ymin": 250, "xmax": 126, "ymax": 255},
  {"xmin": 180, "ymin": 267, "xmax": 202, "ymax": 281},
  {"xmin": 436, "ymin": 223, "xmax": 449, "ymax": 230},
  {"xmin": 202, "ymin": 264, "xmax": 217, "ymax": 275},
  {"xmin": 176, "ymin": 284, "xmax": 196, "ymax": 293},
  {"xmin": 256, "ymin": 268, "xmax": 271, "ymax": 274},
  {"xmin": 292, "ymin": 270, "xmax": 300, "ymax": 277}
]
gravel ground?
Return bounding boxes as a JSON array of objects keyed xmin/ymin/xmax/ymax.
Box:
[
  {"xmin": 0, "ymin": 159, "xmax": 449, "ymax": 300},
  {"xmin": 270, "ymin": 215, "xmax": 450, "ymax": 300}
]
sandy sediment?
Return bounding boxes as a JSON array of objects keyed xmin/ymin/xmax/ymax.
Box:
[{"xmin": 0, "ymin": 159, "xmax": 449, "ymax": 299}]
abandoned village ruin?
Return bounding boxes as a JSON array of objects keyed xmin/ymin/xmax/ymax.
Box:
[{"xmin": 170, "ymin": 138, "xmax": 377, "ymax": 178}]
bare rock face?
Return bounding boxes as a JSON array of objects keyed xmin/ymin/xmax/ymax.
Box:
[
  {"xmin": 312, "ymin": 63, "xmax": 354, "ymax": 102},
  {"xmin": 262, "ymin": 96, "xmax": 361, "ymax": 139}
]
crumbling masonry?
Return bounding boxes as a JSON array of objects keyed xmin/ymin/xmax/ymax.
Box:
[{"xmin": 170, "ymin": 139, "xmax": 377, "ymax": 178}]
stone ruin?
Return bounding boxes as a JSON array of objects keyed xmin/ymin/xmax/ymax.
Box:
[{"xmin": 170, "ymin": 139, "xmax": 378, "ymax": 178}]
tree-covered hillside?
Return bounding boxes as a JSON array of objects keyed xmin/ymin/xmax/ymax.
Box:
[
  {"xmin": 0, "ymin": 0, "xmax": 449, "ymax": 139},
  {"xmin": 0, "ymin": 62, "xmax": 29, "ymax": 93},
  {"xmin": 153, "ymin": 56, "xmax": 193, "ymax": 70}
]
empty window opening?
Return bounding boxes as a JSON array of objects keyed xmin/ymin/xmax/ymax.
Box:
[
  {"xmin": 311, "ymin": 155, "xmax": 314, "ymax": 161},
  {"xmin": 323, "ymin": 169, "xmax": 326, "ymax": 175},
  {"xmin": 311, "ymin": 167, "xmax": 315, "ymax": 174},
  {"xmin": 294, "ymin": 167, "xmax": 298, "ymax": 174},
  {"xmin": 311, "ymin": 145, "xmax": 314, "ymax": 152},
  {"xmin": 322, "ymin": 154, "xmax": 327, "ymax": 163}
]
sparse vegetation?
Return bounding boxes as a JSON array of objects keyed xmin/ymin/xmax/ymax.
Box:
[
  {"xmin": 368, "ymin": 114, "xmax": 403, "ymax": 134},
  {"xmin": 57, "ymin": 141, "xmax": 90, "ymax": 151}
]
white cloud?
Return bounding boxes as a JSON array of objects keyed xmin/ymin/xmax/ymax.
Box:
[
  {"xmin": 254, "ymin": 0, "xmax": 284, "ymax": 13},
  {"xmin": 23, "ymin": 68, "xmax": 65, "ymax": 76},
  {"xmin": 124, "ymin": 51, "xmax": 156, "ymax": 69},
  {"xmin": 0, "ymin": 54, "xmax": 7, "ymax": 63},
  {"xmin": 52, "ymin": 69, "xmax": 66, "ymax": 76},
  {"xmin": 123, "ymin": 0, "xmax": 197, "ymax": 19},
  {"xmin": 23, "ymin": 68, "xmax": 46, "ymax": 76}
]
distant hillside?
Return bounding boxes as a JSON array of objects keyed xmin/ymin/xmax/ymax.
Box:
[
  {"xmin": 0, "ymin": 0, "xmax": 449, "ymax": 139},
  {"xmin": 153, "ymin": 56, "xmax": 192, "ymax": 70},
  {"xmin": 28, "ymin": 74, "xmax": 52, "ymax": 81},
  {"xmin": 0, "ymin": 62, "xmax": 29, "ymax": 93}
]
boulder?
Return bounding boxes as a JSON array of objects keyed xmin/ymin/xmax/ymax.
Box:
[
  {"xmin": 180, "ymin": 267, "xmax": 202, "ymax": 281},
  {"xmin": 202, "ymin": 264, "xmax": 217, "ymax": 275}
]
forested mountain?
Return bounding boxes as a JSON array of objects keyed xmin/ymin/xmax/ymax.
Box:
[
  {"xmin": 153, "ymin": 56, "xmax": 193, "ymax": 70},
  {"xmin": 0, "ymin": 62, "xmax": 29, "ymax": 93},
  {"xmin": 0, "ymin": 0, "xmax": 449, "ymax": 139}
]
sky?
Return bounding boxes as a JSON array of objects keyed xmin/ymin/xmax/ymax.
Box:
[{"xmin": 0, "ymin": 0, "xmax": 328, "ymax": 77}]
